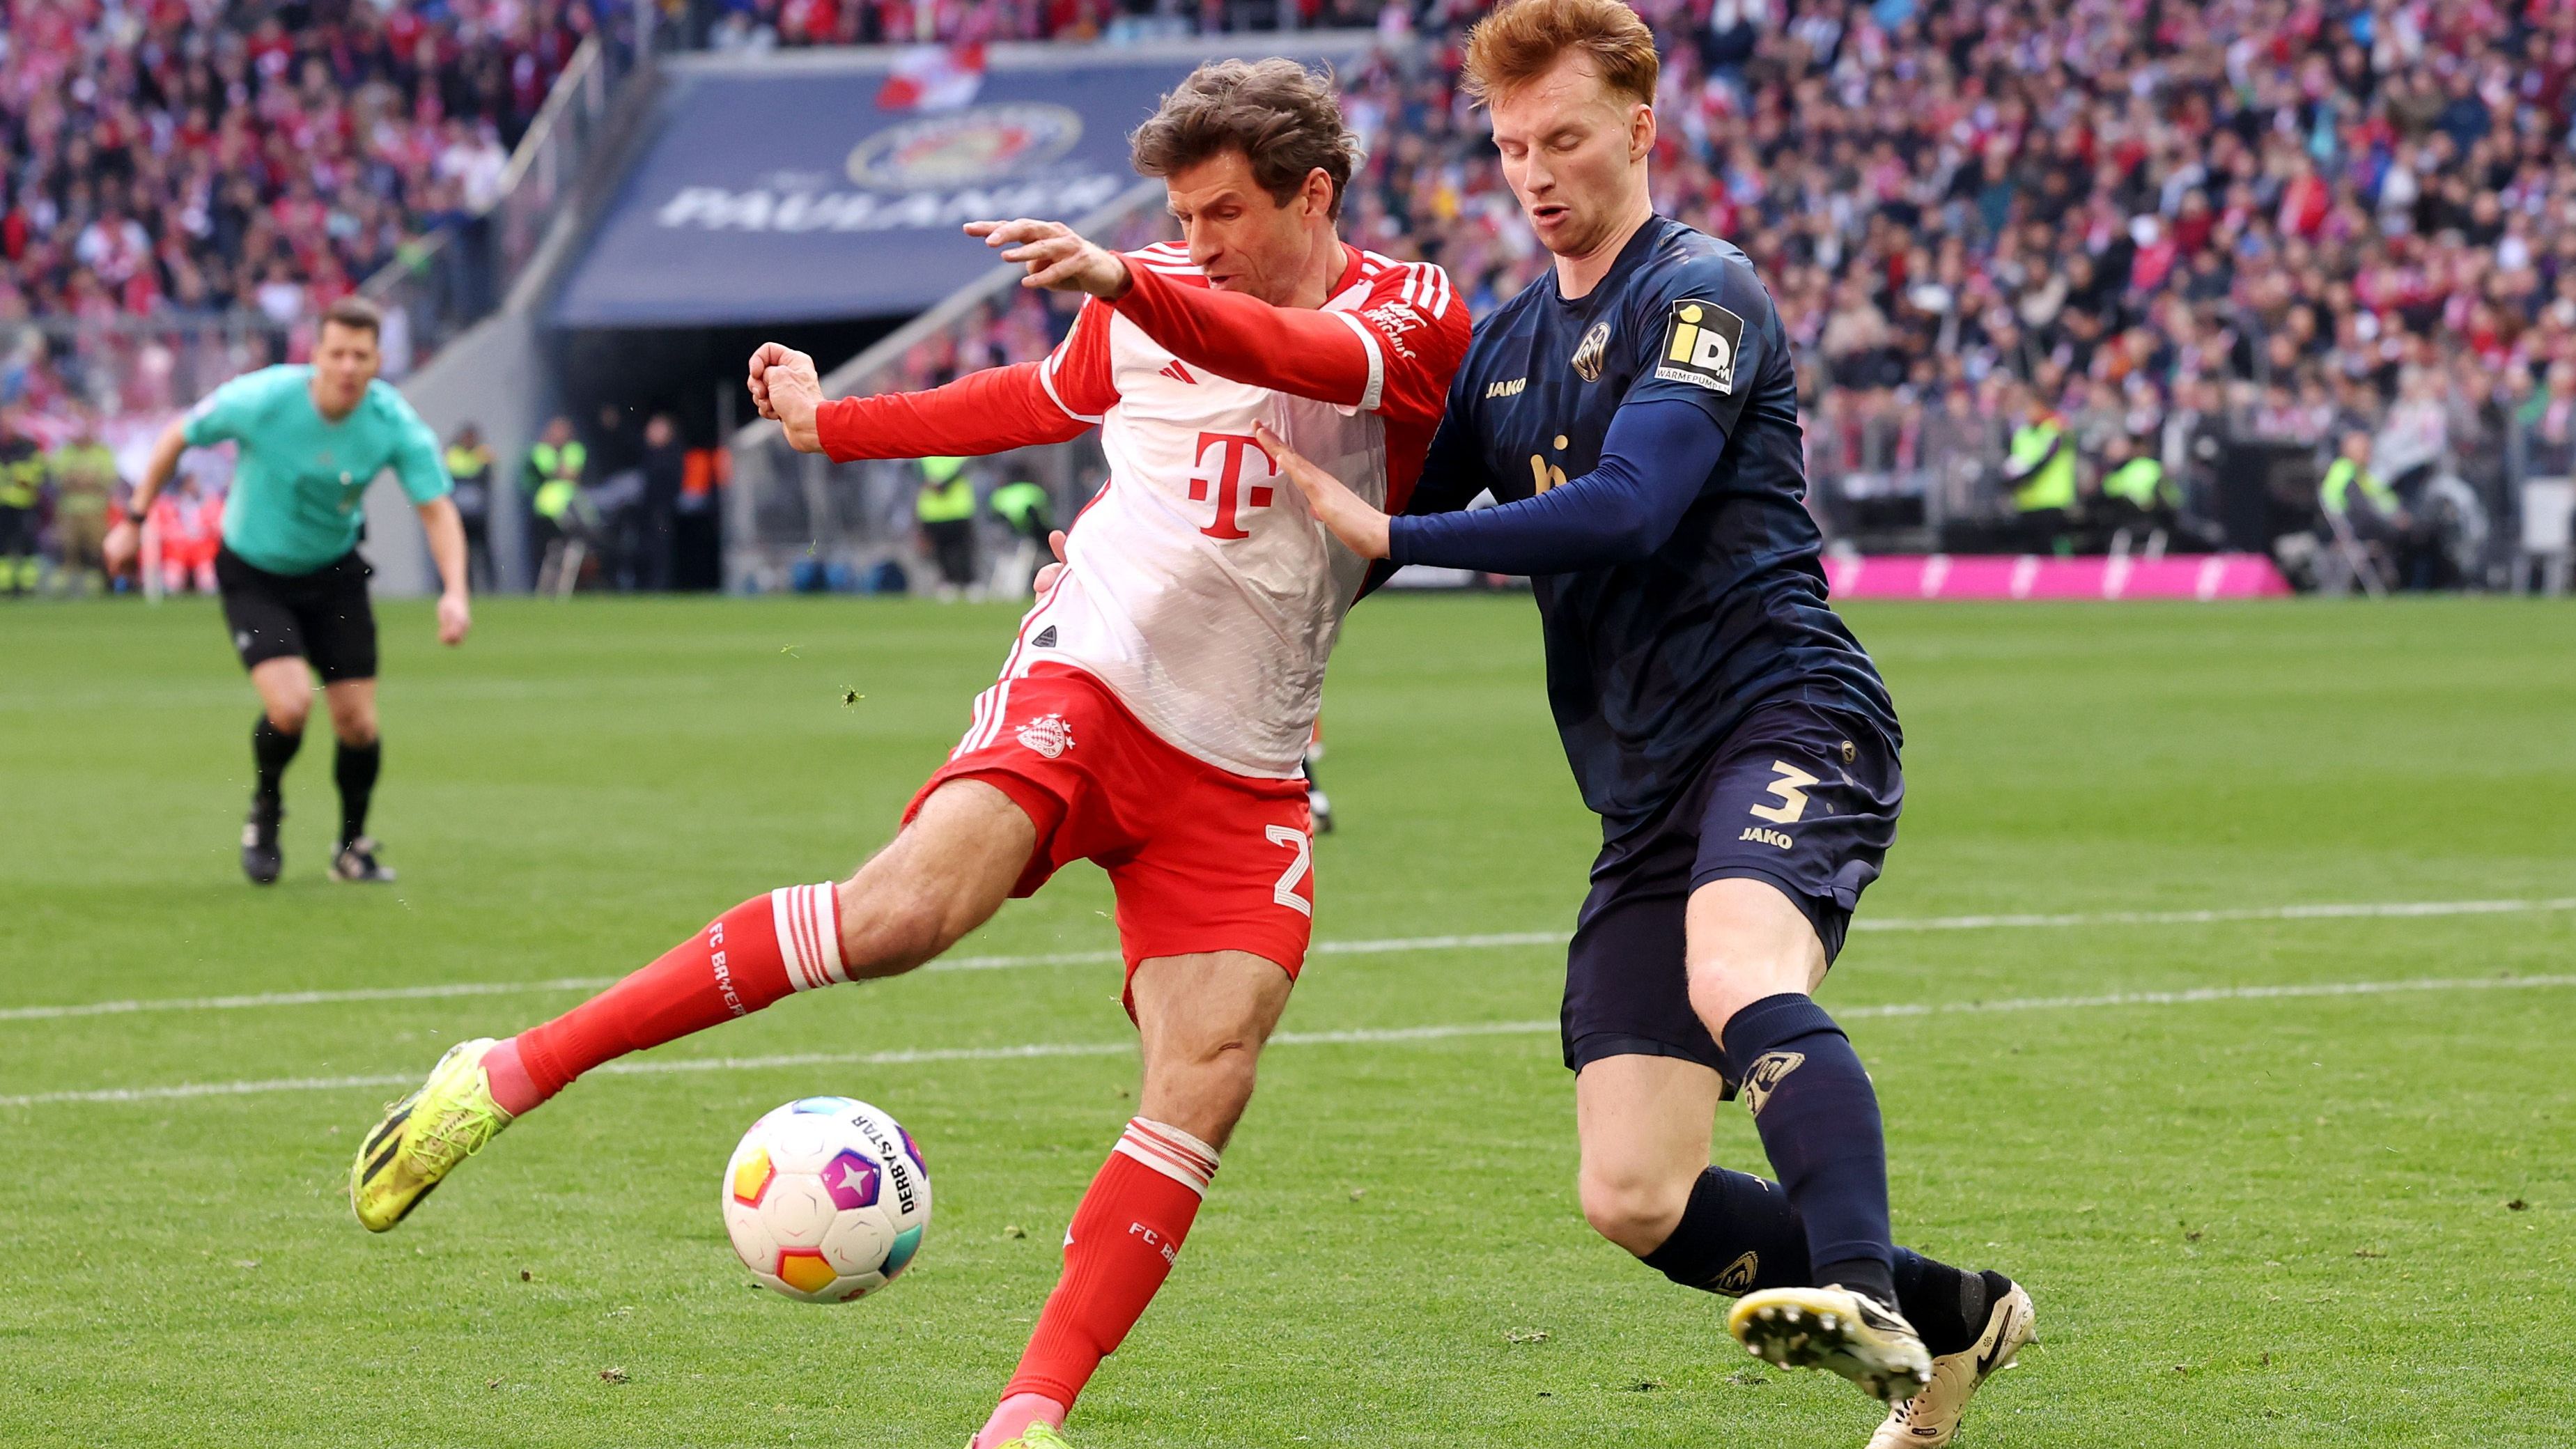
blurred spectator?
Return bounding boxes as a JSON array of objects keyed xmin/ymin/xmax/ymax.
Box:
[
  {"xmin": 147, "ymin": 468, "xmax": 224, "ymax": 596},
  {"xmin": 0, "ymin": 406, "xmax": 39, "ymax": 594},
  {"xmin": 638, "ymin": 412, "xmax": 685, "ymax": 591},
  {"xmin": 525, "ymin": 414, "xmax": 587, "ymax": 591},
  {"xmin": 914, "ymin": 455, "xmax": 976, "ymax": 600},
  {"xmin": 444, "ymin": 423, "xmax": 497, "ymax": 591},
  {"xmin": 674, "ymin": 439, "xmax": 727, "ymax": 590},
  {"xmin": 988, "ymin": 473, "xmax": 1053, "ymax": 596},
  {"xmin": 47, "ymin": 412, "xmax": 121, "ymax": 594}
]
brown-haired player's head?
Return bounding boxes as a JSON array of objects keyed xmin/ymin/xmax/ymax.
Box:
[
  {"xmin": 1463, "ymin": 0, "xmax": 1661, "ymax": 282},
  {"xmin": 1129, "ymin": 58, "xmax": 1360, "ymax": 307},
  {"xmin": 310, "ymin": 293, "xmax": 385, "ymax": 419}
]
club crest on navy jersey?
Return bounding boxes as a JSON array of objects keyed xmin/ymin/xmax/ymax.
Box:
[
  {"xmin": 1571, "ymin": 320, "xmax": 1611, "ymax": 382},
  {"xmin": 1658, "ymin": 300, "xmax": 1744, "ymax": 394}
]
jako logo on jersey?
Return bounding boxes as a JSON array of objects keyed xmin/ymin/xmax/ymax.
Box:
[
  {"xmin": 1485, "ymin": 376, "xmax": 1526, "ymax": 399},
  {"xmin": 1016, "ymin": 713, "xmax": 1074, "ymax": 759},
  {"xmin": 1187, "ymin": 431, "xmax": 1275, "ymax": 540},
  {"xmin": 1658, "ymin": 300, "xmax": 1745, "ymax": 394},
  {"xmin": 1741, "ymin": 1051, "xmax": 1806, "ymax": 1116},
  {"xmin": 1571, "ymin": 320, "xmax": 1611, "ymax": 382},
  {"xmin": 1714, "ymin": 1251, "xmax": 1760, "ymax": 1295},
  {"xmin": 1158, "ymin": 359, "xmax": 1197, "ymax": 385},
  {"xmin": 1360, "ymin": 301, "xmax": 1424, "ymax": 359},
  {"xmin": 1738, "ymin": 826, "xmax": 1794, "ymax": 851}
]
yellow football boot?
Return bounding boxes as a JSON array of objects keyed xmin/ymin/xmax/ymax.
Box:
[
  {"xmin": 351, "ymin": 1038, "xmax": 515, "ymax": 1232},
  {"xmin": 1729, "ymin": 1284, "xmax": 1934, "ymax": 1403}
]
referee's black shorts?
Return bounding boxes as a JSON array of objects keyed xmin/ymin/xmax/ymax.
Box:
[
  {"xmin": 215, "ymin": 546, "xmax": 378, "ymax": 683},
  {"xmin": 1561, "ymin": 698, "xmax": 1902, "ymax": 1080}
]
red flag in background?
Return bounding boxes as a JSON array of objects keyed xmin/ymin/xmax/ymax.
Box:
[{"xmin": 877, "ymin": 44, "xmax": 987, "ymax": 111}]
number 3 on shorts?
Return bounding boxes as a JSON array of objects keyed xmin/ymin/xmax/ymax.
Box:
[{"xmin": 1264, "ymin": 824, "xmax": 1314, "ymax": 917}]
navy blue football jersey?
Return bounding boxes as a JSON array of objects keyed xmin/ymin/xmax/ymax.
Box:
[{"xmin": 1409, "ymin": 215, "xmax": 1898, "ymax": 835}]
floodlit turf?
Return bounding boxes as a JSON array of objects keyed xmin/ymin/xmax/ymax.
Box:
[{"xmin": 2, "ymin": 591, "xmax": 2571, "ymax": 1448}]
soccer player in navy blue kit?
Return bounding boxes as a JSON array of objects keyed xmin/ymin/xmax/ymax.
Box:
[{"xmin": 1258, "ymin": 3, "xmax": 2034, "ymax": 1442}]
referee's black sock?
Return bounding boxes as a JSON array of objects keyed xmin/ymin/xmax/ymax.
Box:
[
  {"xmin": 1638, "ymin": 1165, "xmax": 1989, "ymax": 1358},
  {"xmin": 252, "ymin": 717, "xmax": 302, "ymax": 812},
  {"xmin": 335, "ymin": 738, "xmax": 380, "ymax": 846},
  {"xmin": 1720, "ymin": 993, "xmax": 1898, "ymax": 1307}
]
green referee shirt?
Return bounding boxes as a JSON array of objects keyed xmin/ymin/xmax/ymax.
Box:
[{"xmin": 184, "ymin": 365, "xmax": 450, "ymax": 575}]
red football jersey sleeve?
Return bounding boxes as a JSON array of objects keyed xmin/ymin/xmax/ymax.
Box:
[
  {"xmin": 1108, "ymin": 249, "xmax": 1468, "ymax": 424},
  {"xmin": 812, "ymin": 300, "xmax": 1119, "ymax": 461}
]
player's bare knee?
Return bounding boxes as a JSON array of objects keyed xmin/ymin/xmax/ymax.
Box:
[
  {"xmin": 1578, "ymin": 1165, "xmax": 1689, "ymax": 1256},
  {"xmin": 267, "ymin": 700, "xmax": 311, "ymax": 734}
]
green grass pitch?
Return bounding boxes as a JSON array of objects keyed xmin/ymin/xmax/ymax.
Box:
[{"xmin": 2, "ymin": 592, "xmax": 2570, "ymax": 1448}]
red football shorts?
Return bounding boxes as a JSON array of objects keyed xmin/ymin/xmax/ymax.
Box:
[{"xmin": 903, "ymin": 662, "xmax": 1315, "ymax": 989}]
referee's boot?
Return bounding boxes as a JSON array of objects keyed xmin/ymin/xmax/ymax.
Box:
[
  {"xmin": 330, "ymin": 836, "xmax": 396, "ymax": 883},
  {"xmin": 242, "ymin": 799, "xmax": 284, "ymax": 885}
]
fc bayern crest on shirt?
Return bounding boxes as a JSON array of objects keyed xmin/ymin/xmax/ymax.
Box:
[{"xmin": 1016, "ymin": 712, "xmax": 1075, "ymax": 759}]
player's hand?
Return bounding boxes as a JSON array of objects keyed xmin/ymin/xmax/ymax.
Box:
[
  {"xmin": 103, "ymin": 517, "xmax": 141, "ymax": 573},
  {"xmin": 966, "ymin": 219, "xmax": 1132, "ymax": 301},
  {"xmin": 1251, "ymin": 423, "xmax": 1391, "ymax": 560},
  {"xmin": 436, "ymin": 589, "xmax": 472, "ymax": 646},
  {"xmin": 1032, "ymin": 529, "xmax": 1068, "ymax": 593},
  {"xmin": 749, "ymin": 342, "xmax": 825, "ymax": 452}
]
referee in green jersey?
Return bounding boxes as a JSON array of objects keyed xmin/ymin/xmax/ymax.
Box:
[{"xmin": 108, "ymin": 297, "xmax": 472, "ymax": 885}]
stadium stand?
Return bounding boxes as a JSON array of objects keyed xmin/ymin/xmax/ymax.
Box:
[{"xmin": 7, "ymin": 1, "xmax": 2576, "ymax": 591}]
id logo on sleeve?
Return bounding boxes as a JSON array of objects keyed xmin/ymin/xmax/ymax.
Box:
[{"xmin": 1656, "ymin": 300, "xmax": 1744, "ymax": 394}]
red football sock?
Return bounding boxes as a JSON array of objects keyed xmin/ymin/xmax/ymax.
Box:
[
  {"xmin": 497, "ymin": 884, "xmax": 844, "ymax": 1115},
  {"xmin": 1000, "ymin": 1118, "xmax": 1220, "ymax": 1410}
]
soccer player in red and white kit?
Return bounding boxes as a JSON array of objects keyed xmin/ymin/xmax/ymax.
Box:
[{"xmin": 349, "ymin": 59, "xmax": 1466, "ymax": 1449}]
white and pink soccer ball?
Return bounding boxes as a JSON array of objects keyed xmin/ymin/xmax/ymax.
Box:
[{"xmin": 722, "ymin": 1097, "xmax": 932, "ymax": 1302}]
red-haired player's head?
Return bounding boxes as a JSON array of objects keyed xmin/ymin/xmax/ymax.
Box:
[{"xmin": 1463, "ymin": 0, "xmax": 1661, "ymax": 279}]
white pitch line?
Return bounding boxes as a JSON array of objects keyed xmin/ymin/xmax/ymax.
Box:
[
  {"xmin": 7, "ymin": 895, "xmax": 2572, "ymax": 1025},
  {"xmin": 3, "ymin": 974, "xmax": 2572, "ymax": 1110}
]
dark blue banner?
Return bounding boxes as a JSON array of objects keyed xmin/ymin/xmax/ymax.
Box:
[{"xmin": 553, "ymin": 40, "xmax": 1375, "ymax": 328}]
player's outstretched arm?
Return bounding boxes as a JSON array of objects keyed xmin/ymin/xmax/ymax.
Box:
[
  {"xmin": 746, "ymin": 337, "xmax": 1096, "ymax": 463},
  {"xmin": 1259, "ymin": 399, "xmax": 1725, "ymax": 575},
  {"xmin": 1252, "ymin": 421, "xmax": 1391, "ymax": 559}
]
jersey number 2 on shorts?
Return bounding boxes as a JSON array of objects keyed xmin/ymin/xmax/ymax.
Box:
[
  {"xmin": 1748, "ymin": 761, "xmax": 1820, "ymax": 824},
  {"xmin": 1264, "ymin": 824, "xmax": 1313, "ymax": 917}
]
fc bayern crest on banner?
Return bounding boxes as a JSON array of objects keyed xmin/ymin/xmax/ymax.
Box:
[{"xmin": 846, "ymin": 104, "xmax": 1085, "ymax": 192}]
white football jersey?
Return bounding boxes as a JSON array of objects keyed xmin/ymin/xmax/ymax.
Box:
[{"xmin": 951, "ymin": 243, "xmax": 1467, "ymax": 780}]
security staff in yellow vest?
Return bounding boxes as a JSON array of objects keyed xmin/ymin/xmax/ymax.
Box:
[
  {"xmin": 2001, "ymin": 387, "xmax": 2077, "ymax": 552},
  {"xmin": 2095, "ymin": 432, "xmax": 2180, "ymax": 539},
  {"xmin": 0, "ymin": 405, "xmax": 47, "ymax": 594},
  {"xmin": 447, "ymin": 424, "xmax": 497, "ymax": 591},
  {"xmin": 915, "ymin": 456, "xmax": 978, "ymax": 600},
  {"xmin": 987, "ymin": 477, "xmax": 1054, "ymax": 596},
  {"xmin": 525, "ymin": 416, "xmax": 593, "ymax": 593}
]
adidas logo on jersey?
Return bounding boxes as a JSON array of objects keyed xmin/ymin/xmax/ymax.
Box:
[
  {"xmin": 1030, "ymin": 626, "xmax": 1058, "ymax": 649},
  {"xmin": 1158, "ymin": 359, "xmax": 1197, "ymax": 385}
]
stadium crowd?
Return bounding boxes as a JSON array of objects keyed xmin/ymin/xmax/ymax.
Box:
[
  {"xmin": 8, "ymin": 0, "xmax": 2576, "ymax": 591},
  {"xmin": 870, "ymin": 0, "xmax": 2576, "ymax": 583},
  {"xmin": 1, "ymin": 0, "xmax": 596, "ymax": 329}
]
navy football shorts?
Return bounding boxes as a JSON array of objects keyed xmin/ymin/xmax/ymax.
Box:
[{"xmin": 1560, "ymin": 698, "xmax": 1901, "ymax": 1078}]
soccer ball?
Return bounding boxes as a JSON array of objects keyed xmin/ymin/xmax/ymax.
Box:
[{"xmin": 722, "ymin": 1097, "xmax": 932, "ymax": 1302}]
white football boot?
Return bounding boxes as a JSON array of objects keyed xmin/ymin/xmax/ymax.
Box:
[
  {"xmin": 1868, "ymin": 1280, "xmax": 2037, "ymax": 1447},
  {"xmin": 1730, "ymin": 1285, "xmax": 1934, "ymax": 1402}
]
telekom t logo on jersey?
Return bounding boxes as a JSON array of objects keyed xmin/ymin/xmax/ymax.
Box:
[{"xmin": 1187, "ymin": 431, "xmax": 1276, "ymax": 540}]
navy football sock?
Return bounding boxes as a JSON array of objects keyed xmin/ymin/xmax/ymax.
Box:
[
  {"xmin": 1721, "ymin": 993, "xmax": 1897, "ymax": 1305},
  {"xmin": 1639, "ymin": 1166, "xmax": 1811, "ymax": 1296},
  {"xmin": 1893, "ymin": 1248, "xmax": 1989, "ymax": 1358}
]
